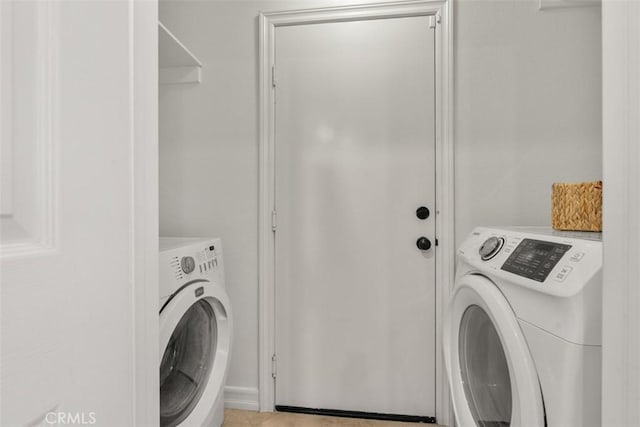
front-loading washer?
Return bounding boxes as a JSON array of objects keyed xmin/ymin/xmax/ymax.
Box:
[
  {"xmin": 159, "ymin": 237, "xmax": 233, "ymax": 427},
  {"xmin": 444, "ymin": 227, "xmax": 602, "ymax": 426}
]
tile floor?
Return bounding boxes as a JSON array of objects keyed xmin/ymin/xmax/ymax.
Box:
[{"xmin": 222, "ymin": 409, "xmax": 444, "ymax": 427}]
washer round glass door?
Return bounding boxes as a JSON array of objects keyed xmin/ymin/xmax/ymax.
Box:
[
  {"xmin": 160, "ymin": 299, "xmax": 217, "ymax": 426},
  {"xmin": 159, "ymin": 281, "xmax": 232, "ymax": 427},
  {"xmin": 443, "ymin": 274, "xmax": 545, "ymax": 427}
]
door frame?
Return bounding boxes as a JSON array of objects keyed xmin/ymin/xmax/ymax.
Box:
[
  {"xmin": 258, "ymin": 1, "xmax": 453, "ymax": 423},
  {"xmin": 601, "ymin": 1, "xmax": 640, "ymax": 424},
  {"xmin": 132, "ymin": 1, "xmax": 159, "ymax": 425}
]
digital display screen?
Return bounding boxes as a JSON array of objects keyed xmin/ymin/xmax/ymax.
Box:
[{"xmin": 501, "ymin": 239, "xmax": 572, "ymax": 282}]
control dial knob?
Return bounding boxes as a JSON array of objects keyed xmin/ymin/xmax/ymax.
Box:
[
  {"xmin": 180, "ymin": 256, "xmax": 196, "ymax": 274},
  {"xmin": 479, "ymin": 236, "xmax": 504, "ymax": 261}
]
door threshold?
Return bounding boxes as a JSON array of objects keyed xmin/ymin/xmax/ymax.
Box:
[{"xmin": 275, "ymin": 405, "xmax": 436, "ymax": 424}]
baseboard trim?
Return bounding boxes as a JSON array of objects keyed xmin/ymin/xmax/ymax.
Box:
[{"xmin": 224, "ymin": 386, "xmax": 260, "ymax": 411}]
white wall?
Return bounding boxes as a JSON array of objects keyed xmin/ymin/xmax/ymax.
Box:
[
  {"xmin": 455, "ymin": 0, "xmax": 601, "ymax": 245},
  {"xmin": 159, "ymin": 0, "xmax": 602, "ymax": 407}
]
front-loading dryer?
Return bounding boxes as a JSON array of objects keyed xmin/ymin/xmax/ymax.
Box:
[
  {"xmin": 159, "ymin": 237, "xmax": 233, "ymax": 427},
  {"xmin": 444, "ymin": 227, "xmax": 602, "ymax": 426}
]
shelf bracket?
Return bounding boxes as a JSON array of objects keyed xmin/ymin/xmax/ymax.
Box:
[{"xmin": 159, "ymin": 21, "xmax": 203, "ymax": 85}]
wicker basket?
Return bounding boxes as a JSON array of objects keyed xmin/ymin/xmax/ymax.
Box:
[{"xmin": 551, "ymin": 181, "xmax": 602, "ymax": 231}]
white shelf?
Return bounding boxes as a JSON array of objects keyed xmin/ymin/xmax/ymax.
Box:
[
  {"xmin": 159, "ymin": 21, "xmax": 202, "ymax": 85},
  {"xmin": 538, "ymin": 0, "xmax": 600, "ymax": 10}
]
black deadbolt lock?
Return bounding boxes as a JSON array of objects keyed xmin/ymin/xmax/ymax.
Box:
[
  {"xmin": 416, "ymin": 237, "xmax": 432, "ymax": 251},
  {"xmin": 416, "ymin": 206, "xmax": 430, "ymax": 220}
]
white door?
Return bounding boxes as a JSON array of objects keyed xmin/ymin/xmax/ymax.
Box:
[
  {"xmin": 0, "ymin": 1, "xmax": 156, "ymax": 425},
  {"xmin": 274, "ymin": 16, "xmax": 436, "ymax": 418}
]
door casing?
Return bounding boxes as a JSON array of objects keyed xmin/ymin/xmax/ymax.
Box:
[{"xmin": 258, "ymin": 1, "xmax": 454, "ymax": 424}]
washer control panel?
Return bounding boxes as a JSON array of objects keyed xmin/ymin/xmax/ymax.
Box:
[
  {"xmin": 501, "ymin": 238, "xmax": 571, "ymax": 282},
  {"xmin": 167, "ymin": 246, "xmax": 217, "ymax": 281},
  {"xmin": 160, "ymin": 237, "xmax": 222, "ymax": 287}
]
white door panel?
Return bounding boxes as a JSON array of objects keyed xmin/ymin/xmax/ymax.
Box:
[
  {"xmin": 274, "ymin": 16, "xmax": 436, "ymax": 417},
  {"xmin": 0, "ymin": 2, "xmax": 150, "ymax": 425}
]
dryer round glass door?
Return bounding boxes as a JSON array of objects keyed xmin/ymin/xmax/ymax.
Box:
[
  {"xmin": 159, "ymin": 281, "xmax": 232, "ymax": 427},
  {"xmin": 160, "ymin": 299, "xmax": 217, "ymax": 427},
  {"xmin": 459, "ymin": 305, "xmax": 511, "ymax": 426},
  {"xmin": 443, "ymin": 274, "xmax": 545, "ymax": 427}
]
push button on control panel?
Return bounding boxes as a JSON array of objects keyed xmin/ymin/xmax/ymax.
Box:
[
  {"xmin": 569, "ymin": 252, "xmax": 585, "ymax": 262},
  {"xmin": 554, "ymin": 265, "xmax": 573, "ymax": 282},
  {"xmin": 501, "ymin": 238, "xmax": 519, "ymax": 255}
]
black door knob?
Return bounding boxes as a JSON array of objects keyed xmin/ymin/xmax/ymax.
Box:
[
  {"xmin": 416, "ymin": 237, "xmax": 431, "ymax": 251},
  {"xmin": 416, "ymin": 206, "xmax": 430, "ymax": 220}
]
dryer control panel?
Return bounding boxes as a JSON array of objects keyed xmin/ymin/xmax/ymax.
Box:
[
  {"xmin": 457, "ymin": 227, "xmax": 602, "ymax": 298},
  {"xmin": 501, "ymin": 238, "xmax": 571, "ymax": 282}
]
